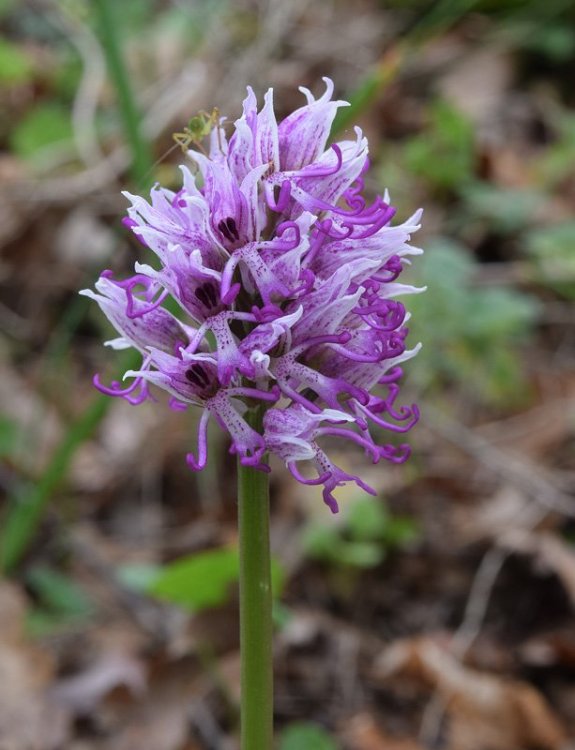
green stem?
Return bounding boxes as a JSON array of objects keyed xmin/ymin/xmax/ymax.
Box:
[
  {"xmin": 238, "ymin": 408, "xmax": 273, "ymax": 750},
  {"xmin": 91, "ymin": 0, "xmax": 153, "ymax": 188}
]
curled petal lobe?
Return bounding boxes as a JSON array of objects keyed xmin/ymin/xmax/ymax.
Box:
[{"xmin": 186, "ymin": 409, "xmax": 211, "ymax": 471}]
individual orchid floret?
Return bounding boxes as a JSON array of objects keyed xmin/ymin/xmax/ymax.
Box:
[
  {"xmin": 263, "ymin": 404, "xmax": 379, "ymax": 513},
  {"xmin": 126, "ymin": 348, "xmax": 276, "ymax": 472},
  {"xmin": 277, "ymin": 77, "xmax": 348, "ymax": 171},
  {"xmin": 80, "ymin": 272, "xmax": 188, "ymax": 354},
  {"xmin": 82, "ymin": 77, "xmax": 423, "ymax": 511}
]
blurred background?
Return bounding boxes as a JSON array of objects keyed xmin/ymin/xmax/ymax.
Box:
[{"xmin": 0, "ymin": 0, "xmax": 574, "ymax": 748}]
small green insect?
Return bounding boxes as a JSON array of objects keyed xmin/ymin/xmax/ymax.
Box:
[{"xmin": 172, "ymin": 108, "xmax": 221, "ymax": 154}]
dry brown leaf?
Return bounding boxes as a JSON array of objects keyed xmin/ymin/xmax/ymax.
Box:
[
  {"xmin": 438, "ymin": 47, "xmax": 513, "ymax": 134},
  {"xmin": 50, "ymin": 652, "xmax": 147, "ymax": 715},
  {"xmin": 97, "ymin": 658, "xmax": 205, "ymax": 750},
  {"xmin": 0, "ymin": 362, "xmax": 62, "ymax": 472},
  {"xmin": 0, "ymin": 583, "xmax": 69, "ymax": 750},
  {"xmin": 476, "ymin": 400, "xmax": 575, "ymax": 460},
  {"xmin": 373, "ymin": 636, "xmax": 566, "ymax": 750},
  {"xmin": 55, "ymin": 207, "xmax": 115, "ymax": 267},
  {"xmin": 520, "ymin": 629, "xmax": 575, "ymax": 669},
  {"xmin": 341, "ymin": 712, "xmax": 424, "ymax": 750},
  {"xmin": 216, "ymin": 650, "xmax": 241, "ymax": 704},
  {"xmin": 71, "ymin": 398, "xmax": 161, "ymax": 492},
  {"xmin": 0, "ymin": 157, "xmax": 31, "ymax": 249},
  {"xmin": 458, "ymin": 484, "xmax": 539, "ymax": 542}
]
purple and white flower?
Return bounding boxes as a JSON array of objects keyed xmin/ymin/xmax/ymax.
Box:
[{"xmin": 82, "ymin": 78, "xmax": 423, "ymax": 511}]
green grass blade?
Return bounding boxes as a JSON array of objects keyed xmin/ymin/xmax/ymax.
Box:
[
  {"xmin": 91, "ymin": 0, "xmax": 154, "ymax": 188},
  {"xmin": 0, "ymin": 395, "xmax": 107, "ymax": 572},
  {"xmin": 0, "ymin": 349, "xmax": 140, "ymax": 573}
]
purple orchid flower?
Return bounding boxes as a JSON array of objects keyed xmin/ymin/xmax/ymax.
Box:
[{"xmin": 82, "ymin": 78, "xmax": 423, "ymax": 511}]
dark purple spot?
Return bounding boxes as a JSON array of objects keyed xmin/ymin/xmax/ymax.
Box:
[
  {"xmin": 226, "ymin": 218, "xmax": 240, "ymax": 241},
  {"xmin": 218, "ymin": 219, "xmax": 234, "ymax": 242},
  {"xmin": 185, "ymin": 364, "xmax": 211, "ymax": 389},
  {"xmin": 194, "ymin": 285, "xmax": 210, "ymax": 308},
  {"xmin": 217, "ymin": 217, "xmax": 240, "ymax": 243},
  {"xmin": 185, "ymin": 368, "xmax": 202, "ymax": 387},
  {"xmin": 194, "ymin": 282, "xmax": 219, "ymax": 310},
  {"xmin": 205, "ymin": 283, "xmax": 218, "ymax": 308}
]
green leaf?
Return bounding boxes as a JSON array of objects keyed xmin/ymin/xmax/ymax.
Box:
[
  {"xmin": 527, "ymin": 222, "xmax": 575, "ymax": 298},
  {"xmin": 52, "ymin": 54, "xmax": 84, "ymax": 100},
  {"xmin": 117, "ymin": 563, "xmax": 161, "ymax": 592},
  {"xmin": 523, "ymin": 23, "xmax": 575, "ymax": 61},
  {"xmin": 535, "ymin": 113, "xmax": 575, "ymax": 187},
  {"xmin": 407, "ymin": 239, "xmax": 538, "ymax": 405},
  {"xmin": 347, "ymin": 498, "xmax": 389, "ymax": 541},
  {"xmin": 148, "ymin": 547, "xmax": 284, "ymax": 612},
  {"xmin": 468, "ymin": 287, "xmax": 537, "ymax": 337},
  {"xmin": 338, "ymin": 541, "xmax": 384, "ymax": 568},
  {"xmin": 27, "ymin": 565, "xmax": 93, "ymax": 617},
  {"xmin": 345, "ymin": 500, "xmax": 418, "ymax": 562},
  {"xmin": 302, "ymin": 524, "xmax": 342, "ymax": 561},
  {"xmin": 0, "ymin": 39, "xmax": 34, "ymax": 85},
  {"xmin": 303, "ymin": 500, "xmax": 417, "ymax": 569},
  {"xmin": 11, "ymin": 103, "xmax": 73, "ymax": 159},
  {"xmin": 383, "ymin": 516, "xmax": 420, "ymax": 546},
  {"xmin": 149, "ymin": 547, "xmax": 239, "ymax": 611},
  {"xmin": 460, "ymin": 183, "xmax": 543, "ymax": 233},
  {"xmin": 0, "ymin": 0, "xmax": 17, "ymax": 18},
  {"xmin": 403, "ymin": 99, "xmax": 475, "ymax": 190},
  {"xmin": 0, "ymin": 415, "xmax": 18, "ymax": 458},
  {"xmin": 272, "ymin": 600, "xmax": 292, "ymax": 630},
  {"xmin": 279, "ymin": 722, "xmax": 339, "ymax": 750}
]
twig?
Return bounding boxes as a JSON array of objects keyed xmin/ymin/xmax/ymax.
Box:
[
  {"xmin": 418, "ymin": 405, "xmax": 571, "ymax": 745},
  {"xmin": 418, "ymin": 514, "xmax": 553, "ymax": 747},
  {"xmin": 424, "ymin": 405, "xmax": 575, "ymax": 517}
]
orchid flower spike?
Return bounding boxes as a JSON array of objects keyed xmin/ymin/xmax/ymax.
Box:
[{"xmin": 82, "ymin": 77, "xmax": 424, "ymax": 511}]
